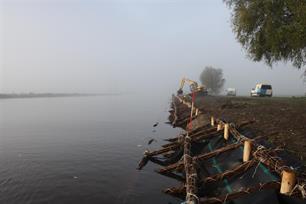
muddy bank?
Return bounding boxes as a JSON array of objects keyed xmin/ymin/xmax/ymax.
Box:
[{"xmin": 194, "ymin": 96, "xmax": 306, "ymax": 164}]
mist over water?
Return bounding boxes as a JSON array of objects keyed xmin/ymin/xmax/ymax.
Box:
[{"xmin": 0, "ymin": 95, "xmax": 181, "ymax": 204}]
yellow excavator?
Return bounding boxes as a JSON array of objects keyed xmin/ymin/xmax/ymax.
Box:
[{"xmin": 177, "ymin": 77, "xmax": 207, "ymax": 96}]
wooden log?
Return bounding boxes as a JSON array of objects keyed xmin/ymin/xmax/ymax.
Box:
[
  {"xmin": 137, "ymin": 154, "xmax": 150, "ymax": 170},
  {"xmin": 158, "ymin": 161, "xmax": 185, "ymax": 173},
  {"xmin": 199, "ymin": 181, "xmax": 281, "ymax": 204},
  {"xmin": 146, "ymin": 129, "xmax": 219, "ymax": 158},
  {"xmin": 162, "ymin": 151, "xmax": 177, "ymax": 158},
  {"xmin": 195, "ymin": 143, "xmax": 242, "ymax": 161},
  {"xmin": 146, "ymin": 143, "xmax": 181, "ymax": 157},
  {"xmin": 190, "ymin": 127, "xmax": 219, "ymax": 139},
  {"xmin": 162, "ymin": 141, "xmax": 181, "ymax": 148},
  {"xmin": 158, "ymin": 143, "xmax": 243, "ymax": 174},
  {"xmin": 138, "ymin": 153, "xmax": 179, "ymax": 170},
  {"xmin": 184, "ymin": 135, "xmax": 199, "ymax": 204},
  {"xmin": 162, "ymin": 141, "xmax": 179, "ymax": 148},
  {"xmin": 156, "ymin": 170, "xmax": 185, "ymax": 182},
  {"xmin": 163, "ymin": 185, "xmax": 186, "ymax": 199},
  {"xmin": 203, "ymin": 160, "xmax": 257, "ymax": 184}
]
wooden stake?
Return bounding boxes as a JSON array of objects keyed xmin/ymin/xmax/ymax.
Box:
[
  {"xmin": 224, "ymin": 123, "xmax": 229, "ymax": 140},
  {"xmin": 195, "ymin": 108, "xmax": 199, "ymax": 116},
  {"xmin": 243, "ymin": 140, "xmax": 252, "ymax": 162},
  {"xmin": 211, "ymin": 116, "xmax": 215, "ymax": 126},
  {"xmin": 190, "ymin": 103, "xmax": 194, "ymax": 117},
  {"xmin": 280, "ymin": 169, "xmax": 296, "ymax": 195},
  {"xmin": 217, "ymin": 123, "xmax": 222, "ymax": 131}
]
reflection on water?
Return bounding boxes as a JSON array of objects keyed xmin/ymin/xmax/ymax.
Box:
[{"xmin": 0, "ymin": 94, "xmax": 181, "ymax": 204}]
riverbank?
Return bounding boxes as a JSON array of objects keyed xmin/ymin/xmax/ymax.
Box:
[
  {"xmin": 193, "ymin": 95, "xmax": 306, "ymax": 164},
  {"xmin": 138, "ymin": 94, "xmax": 306, "ymax": 203}
]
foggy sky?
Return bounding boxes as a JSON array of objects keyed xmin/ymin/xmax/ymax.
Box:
[{"xmin": 1, "ymin": 0, "xmax": 305, "ymax": 96}]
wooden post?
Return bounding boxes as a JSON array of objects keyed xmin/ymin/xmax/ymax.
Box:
[
  {"xmin": 190, "ymin": 103, "xmax": 194, "ymax": 118},
  {"xmin": 280, "ymin": 169, "xmax": 296, "ymax": 194},
  {"xmin": 224, "ymin": 123, "xmax": 229, "ymax": 140},
  {"xmin": 217, "ymin": 123, "xmax": 222, "ymax": 131},
  {"xmin": 243, "ymin": 140, "xmax": 252, "ymax": 162},
  {"xmin": 211, "ymin": 116, "xmax": 215, "ymax": 127},
  {"xmin": 195, "ymin": 108, "xmax": 199, "ymax": 116}
]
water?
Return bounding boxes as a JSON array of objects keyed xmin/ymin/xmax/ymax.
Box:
[{"xmin": 0, "ymin": 94, "xmax": 181, "ymax": 204}]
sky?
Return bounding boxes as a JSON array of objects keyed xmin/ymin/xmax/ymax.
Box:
[{"xmin": 1, "ymin": 0, "xmax": 305, "ymax": 96}]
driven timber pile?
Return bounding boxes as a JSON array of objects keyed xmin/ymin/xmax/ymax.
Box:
[{"xmin": 138, "ymin": 94, "xmax": 306, "ymax": 204}]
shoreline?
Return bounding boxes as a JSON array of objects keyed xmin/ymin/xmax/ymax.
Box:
[{"xmin": 137, "ymin": 93, "xmax": 306, "ymax": 203}]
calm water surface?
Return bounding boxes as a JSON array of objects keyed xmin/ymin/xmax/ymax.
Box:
[{"xmin": 0, "ymin": 95, "xmax": 181, "ymax": 204}]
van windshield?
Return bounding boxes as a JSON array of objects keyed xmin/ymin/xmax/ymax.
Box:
[{"xmin": 262, "ymin": 85, "xmax": 272, "ymax": 89}]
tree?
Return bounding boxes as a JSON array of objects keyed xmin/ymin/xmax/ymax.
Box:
[
  {"xmin": 200, "ymin": 66, "xmax": 225, "ymax": 94},
  {"xmin": 224, "ymin": 0, "xmax": 306, "ymax": 68}
]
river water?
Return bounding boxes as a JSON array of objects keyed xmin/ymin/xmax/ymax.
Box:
[{"xmin": 0, "ymin": 95, "xmax": 181, "ymax": 204}]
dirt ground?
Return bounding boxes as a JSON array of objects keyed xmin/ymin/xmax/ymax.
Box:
[{"xmin": 195, "ymin": 95, "xmax": 306, "ymax": 164}]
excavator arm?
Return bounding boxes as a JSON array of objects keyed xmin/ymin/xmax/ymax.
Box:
[
  {"xmin": 177, "ymin": 78, "xmax": 206, "ymax": 95},
  {"xmin": 179, "ymin": 78, "xmax": 198, "ymax": 90}
]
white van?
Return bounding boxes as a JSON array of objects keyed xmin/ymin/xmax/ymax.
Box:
[
  {"xmin": 226, "ymin": 88, "xmax": 236, "ymax": 96},
  {"xmin": 250, "ymin": 84, "xmax": 272, "ymax": 97}
]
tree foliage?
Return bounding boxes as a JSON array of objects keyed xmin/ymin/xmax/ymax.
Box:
[
  {"xmin": 200, "ymin": 66, "xmax": 225, "ymax": 94},
  {"xmin": 224, "ymin": 0, "xmax": 306, "ymax": 68}
]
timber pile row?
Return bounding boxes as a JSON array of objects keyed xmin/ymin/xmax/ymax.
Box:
[{"xmin": 138, "ymin": 95, "xmax": 306, "ymax": 204}]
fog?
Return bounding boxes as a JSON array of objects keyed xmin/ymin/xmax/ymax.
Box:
[{"xmin": 1, "ymin": 0, "xmax": 305, "ymax": 97}]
